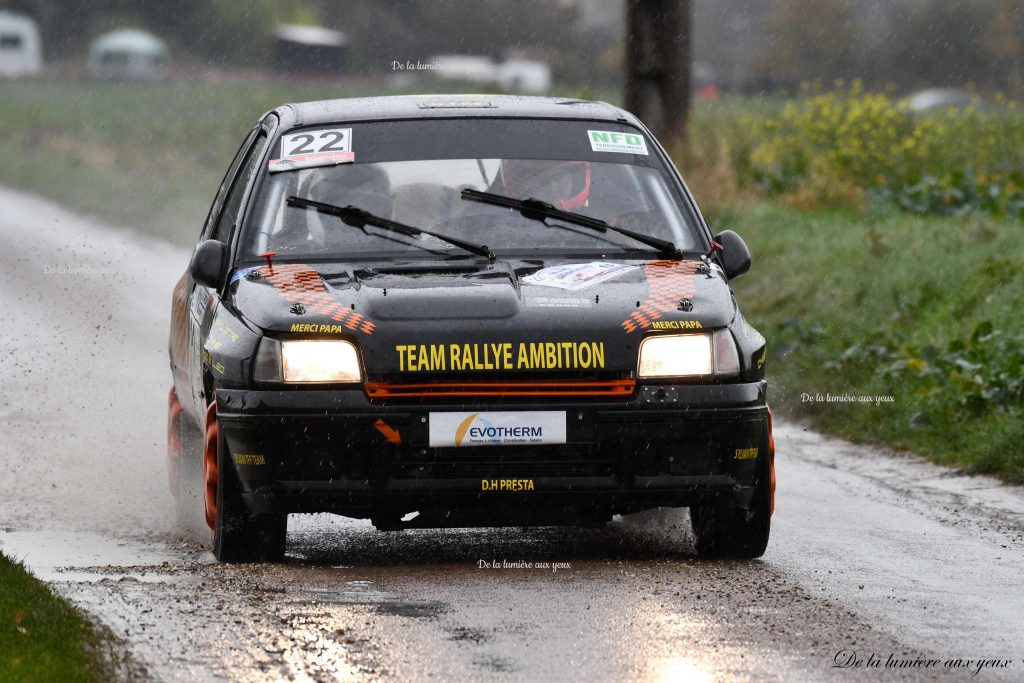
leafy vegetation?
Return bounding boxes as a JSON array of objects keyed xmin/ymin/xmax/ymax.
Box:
[
  {"xmin": 751, "ymin": 86, "xmax": 1024, "ymax": 215},
  {"xmin": 728, "ymin": 202, "xmax": 1024, "ymax": 482},
  {"xmin": 0, "ymin": 552, "xmax": 113, "ymax": 682},
  {"xmin": 682, "ymin": 85, "xmax": 1024, "ymax": 223}
]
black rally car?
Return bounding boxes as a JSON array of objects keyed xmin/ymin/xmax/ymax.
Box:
[{"xmin": 167, "ymin": 95, "xmax": 775, "ymax": 562}]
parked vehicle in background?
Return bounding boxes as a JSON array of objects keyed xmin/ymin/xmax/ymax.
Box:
[
  {"xmin": 497, "ymin": 60, "xmax": 551, "ymax": 94},
  {"xmin": 904, "ymin": 88, "xmax": 974, "ymax": 113},
  {"xmin": 0, "ymin": 11, "xmax": 42, "ymax": 78},
  {"xmin": 88, "ymin": 29, "xmax": 168, "ymax": 80},
  {"xmin": 273, "ymin": 23, "xmax": 347, "ymax": 74}
]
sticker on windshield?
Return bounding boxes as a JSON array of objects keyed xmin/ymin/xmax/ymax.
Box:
[
  {"xmin": 268, "ymin": 128, "xmax": 354, "ymax": 173},
  {"xmin": 522, "ymin": 262, "xmax": 638, "ymax": 291},
  {"xmin": 524, "ymin": 296, "xmax": 594, "ymax": 309},
  {"xmin": 588, "ymin": 130, "xmax": 648, "ymax": 155}
]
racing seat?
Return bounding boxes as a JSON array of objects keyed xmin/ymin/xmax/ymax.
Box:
[{"xmin": 392, "ymin": 183, "xmax": 458, "ymax": 227}]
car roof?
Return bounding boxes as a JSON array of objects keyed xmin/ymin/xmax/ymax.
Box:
[{"xmin": 270, "ymin": 94, "xmax": 642, "ymax": 130}]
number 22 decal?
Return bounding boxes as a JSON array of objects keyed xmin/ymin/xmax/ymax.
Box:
[{"xmin": 280, "ymin": 128, "xmax": 351, "ymax": 157}]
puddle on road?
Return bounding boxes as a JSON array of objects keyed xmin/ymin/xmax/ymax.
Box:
[
  {"xmin": 47, "ymin": 570, "xmax": 185, "ymax": 584},
  {"xmin": 301, "ymin": 581, "xmax": 393, "ymax": 604},
  {"xmin": 0, "ymin": 528, "xmax": 193, "ymax": 583},
  {"xmin": 297, "ymin": 580, "xmax": 448, "ymax": 619}
]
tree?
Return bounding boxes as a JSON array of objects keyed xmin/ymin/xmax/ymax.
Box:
[
  {"xmin": 989, "ymin": 0, "xmax": 1024, "ymax": 98},
  {"xmin": 755, "ymin": 0, "xmax": 860, "ymax": 90},
  {"xmin": 882, "ymin": 0, "xmax": 995, "ymax": 90},
  {"xmin": 624, "ymin": 0, "xmax": 692, "ymax": 145}
]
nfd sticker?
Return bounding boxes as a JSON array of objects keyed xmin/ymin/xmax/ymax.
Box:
[{"xmin": 588, "ymin": 130, "xmax": 648, "ymax": 155}]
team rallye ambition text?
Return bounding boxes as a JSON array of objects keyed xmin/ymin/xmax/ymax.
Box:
[{"xmin": 395, "ymin": 341, "xmax": 606, "ymax": 372}]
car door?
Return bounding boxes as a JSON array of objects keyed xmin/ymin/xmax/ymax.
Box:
[{"xmin": 181, "ymin": 126, "xmax": 269, "ymax": 421}]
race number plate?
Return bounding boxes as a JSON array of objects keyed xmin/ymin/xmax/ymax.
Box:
[{"xmin": 268, "ymin": 128, "xmax": 354, "ymax": 172}]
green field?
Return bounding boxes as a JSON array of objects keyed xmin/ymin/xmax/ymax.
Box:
[
  {"xmin": 0, "ymin": 553, "xmax": 116, "ymax": 682},
  {"xmin": 1, "ymin": 79, "xmax": 1020, "ymax": 481},
  {"xmin": 0, "ymin": 78, "xmax": 610, "ymax": 244},
  {"xmin": 0, "ymin": 79, "xmax": 408, "ymax": 243}
]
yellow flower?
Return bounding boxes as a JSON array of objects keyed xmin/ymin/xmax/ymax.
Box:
[{"xmin": 905, "ymin": 358, "xmax": 928, "ymax": 373}]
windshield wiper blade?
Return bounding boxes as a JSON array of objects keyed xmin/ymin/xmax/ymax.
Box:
[
  {"xmin": 460, "ymin": 188, "xmax": 682, "ymax": 258},
  {"xmin": 287, "ymin": 196, "xmax": 495, "ymax": 260}
]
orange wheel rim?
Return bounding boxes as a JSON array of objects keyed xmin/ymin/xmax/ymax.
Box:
[{"xmin": 203, "ymin": 401, "xmax": 218, "ymax": 531}]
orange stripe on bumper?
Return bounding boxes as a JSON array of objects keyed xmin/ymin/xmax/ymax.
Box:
[{"xmin": 364, "ymin": 379, "xmax": 636, "ymax": 399}]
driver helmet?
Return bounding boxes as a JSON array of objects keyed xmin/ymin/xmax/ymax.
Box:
[
  {"xmin": 300, "ymin": 164, "xmax": 393, "ymax": 219},
  {"xmin": 500, "ymin": 158, "xmax": 591, "ymax": 211}
]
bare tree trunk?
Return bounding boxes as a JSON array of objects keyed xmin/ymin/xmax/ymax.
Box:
[
  {"xmin": 624, "ymin": 0, "xmax": 692, "ymax": 146},
  {"xmin": 992, "ymin": 0, "xmax": 1024, "ymax": 101},
  {"xmin": 1012, "ymin": 5, "xmax": 1024, "ymax": 102}
]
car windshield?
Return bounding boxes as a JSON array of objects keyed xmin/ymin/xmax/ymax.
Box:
[{"xmin": 243, "ymin": 118, "xmax": 701, "ymax": 259}]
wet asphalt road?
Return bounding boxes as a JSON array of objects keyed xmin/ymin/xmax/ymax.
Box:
[{"xmin": 1, "ymin": 185, "xmax": 1023, "ymax": 682}]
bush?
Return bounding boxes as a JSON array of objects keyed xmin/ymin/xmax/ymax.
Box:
[
  {"xmin": 824, "ymin": 321, "xmax": 1024, "ymax": 423},
  {"xmin": 685, "ymin": 85, "xmax": 1024, "ymax": 219}
]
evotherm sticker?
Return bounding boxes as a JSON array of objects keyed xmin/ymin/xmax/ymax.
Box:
[{"xmin": 587, "ymin": 130, "xmax": 648, "ymax": 155}]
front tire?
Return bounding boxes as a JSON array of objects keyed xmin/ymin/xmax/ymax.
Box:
[
  {"xmin": 205, "ymin": 402, "xmax": 287, "ymax": 563},
  {"xmin": 691, "ymin": 428, "xmax": 773, "ymax": 559}
]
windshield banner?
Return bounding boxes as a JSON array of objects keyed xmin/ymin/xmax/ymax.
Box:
[{"xmin": 521, "ymin": 262, "xmax": 637, "ymax": 291}]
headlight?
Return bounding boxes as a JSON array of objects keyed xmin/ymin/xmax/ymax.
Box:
[
  {"xmin": 637, "ymin": 330, "xmax": 739, "ymax": 378},
  {"xmin": 253, "ymin": 338, "xmax": 362, "ymax": 383}
]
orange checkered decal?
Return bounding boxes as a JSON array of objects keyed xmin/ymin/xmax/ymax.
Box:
[
  {"xmin": 621, "ymin": 260, "xmax": 699, "ymax": 333},
  {"xmin": 260, "ymin": 263, "xmax": 376, "ymax": 334}
]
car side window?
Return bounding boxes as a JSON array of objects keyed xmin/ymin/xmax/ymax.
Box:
[
  {"xmin": 211, "ymin": 132, "xmax": 268, "ymax": 244},
  {"xmin": 200, "ymin": 128, "xmax": 256, "ymax": 242}
]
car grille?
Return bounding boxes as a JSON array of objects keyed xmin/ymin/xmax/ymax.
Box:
[
  {"xmin": 392, "ymin": 443, "xmax": 611, "ymax": 479},
  {"xmin": 364, "ymin": 379, "xmax": 635, "ymax": 399}
]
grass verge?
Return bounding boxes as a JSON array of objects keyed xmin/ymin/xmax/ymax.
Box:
[
  {"xmin": 727, "ymin": 201, "xmax": 1023, "ymax": 482},
  {"xmin": 0, "ymin": 551, "xmax": 121, "ymax": 682}
]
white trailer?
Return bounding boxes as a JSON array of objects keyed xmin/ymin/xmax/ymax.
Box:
[
  {"xmin": 88, "ymin": 29, "xmax": 169, "ymax": 80},
  {"xmin": 0, "ymin": 11, "xmax": 42, "ymax": 78}
]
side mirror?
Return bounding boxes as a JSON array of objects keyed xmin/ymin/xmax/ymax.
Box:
[
  {"xmin": 714, "ymin": 230, "xmax": 751, "ymax": 279},
  {"xmin": 189, "ymin": 240, "xmax": 228, "ymax": 289}
]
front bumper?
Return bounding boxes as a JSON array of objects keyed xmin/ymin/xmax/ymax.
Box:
[{"xmin": 216, "ymin": 381, "xmax": 769, "ymax": 522}]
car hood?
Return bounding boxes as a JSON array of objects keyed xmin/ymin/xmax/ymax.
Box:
[{"xmin": 229, "ymin": 257, "xmax": 736, "ymax": 380}]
